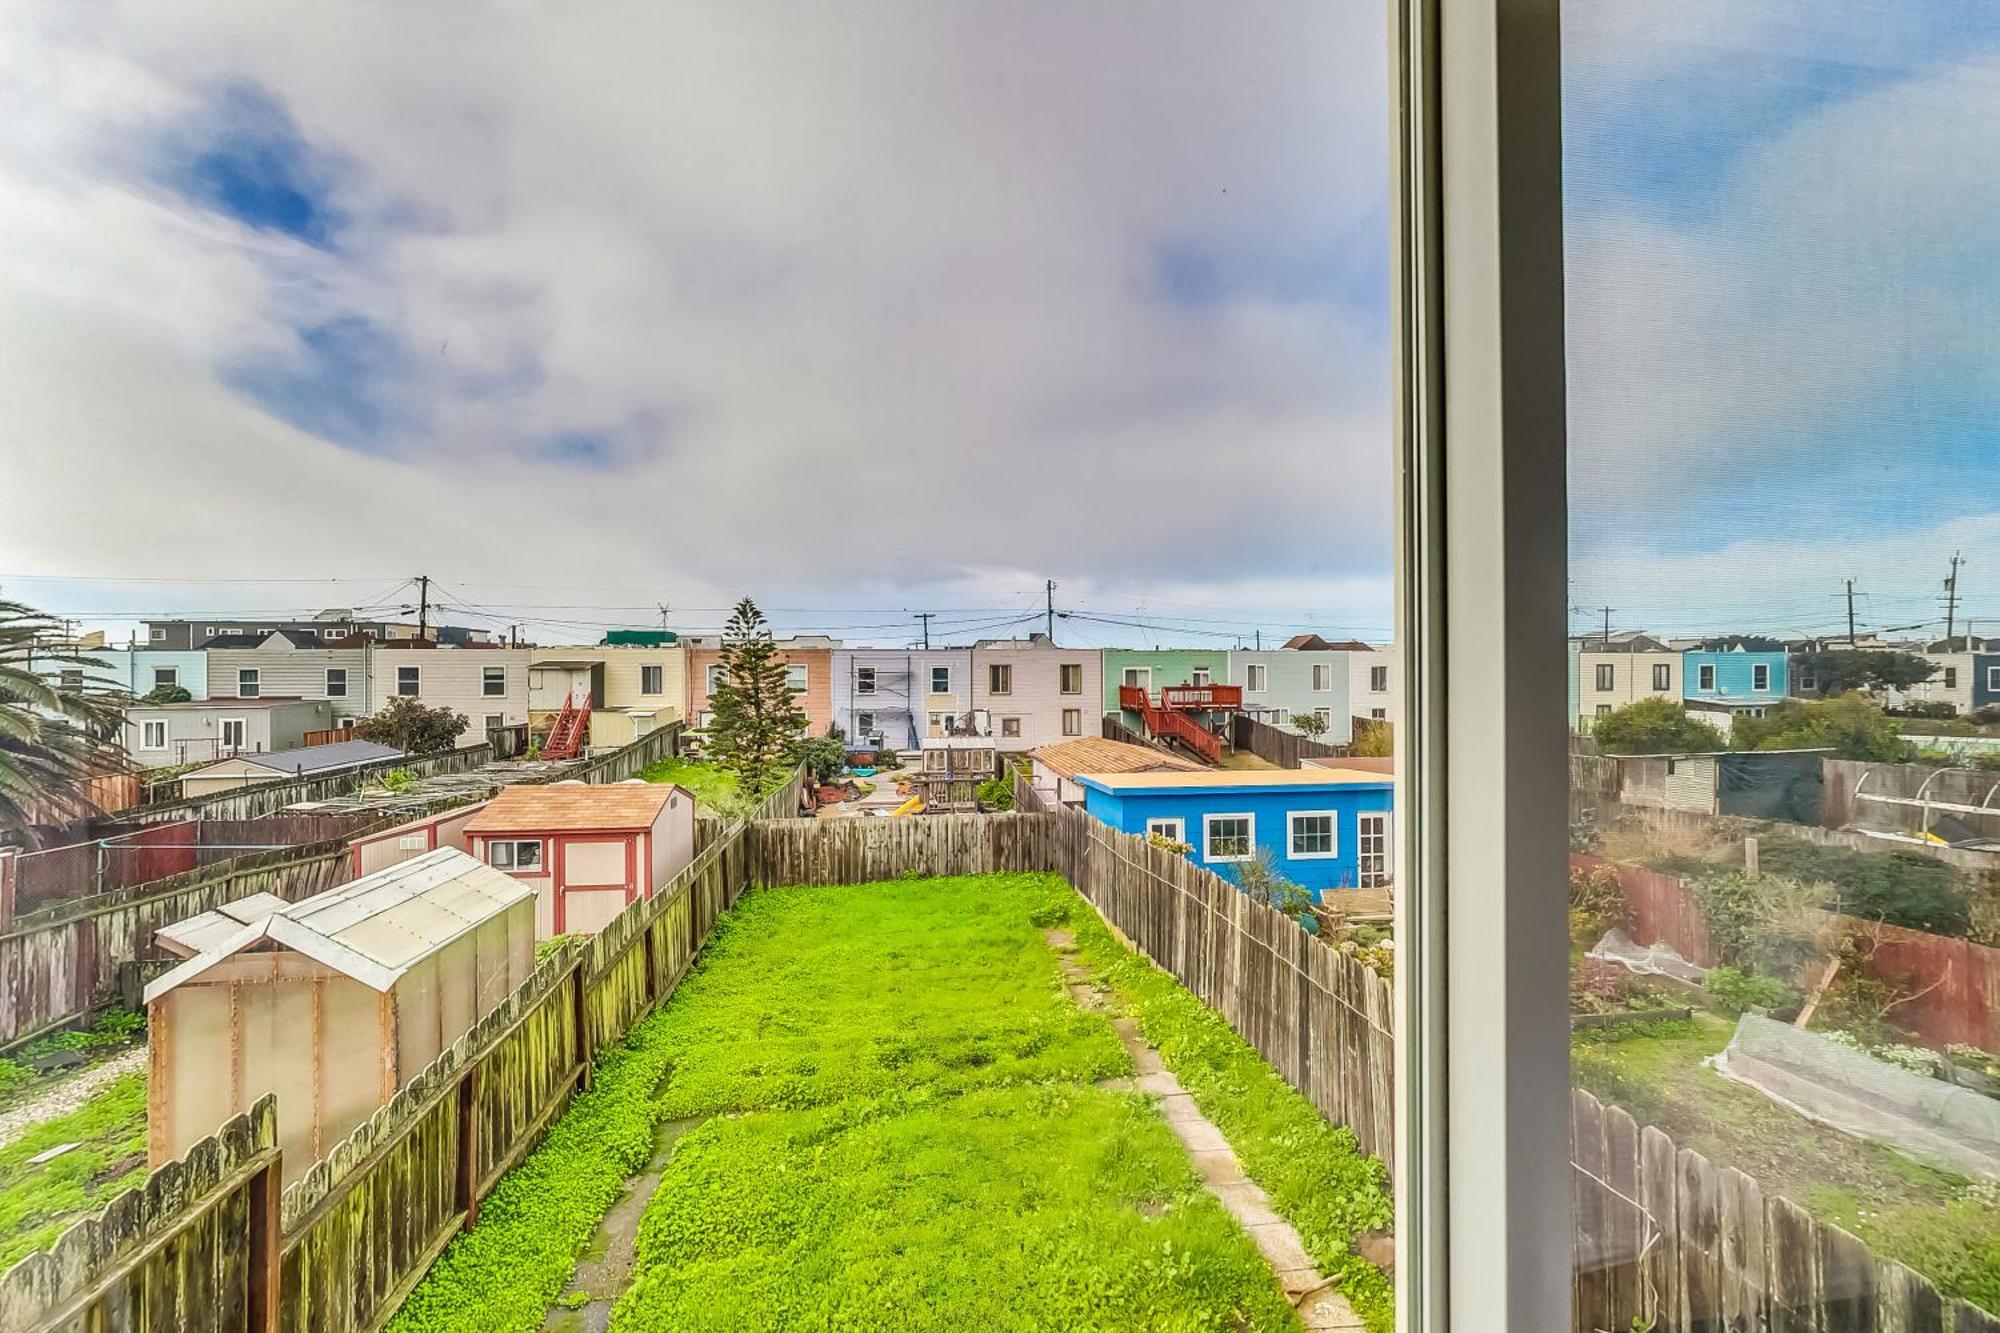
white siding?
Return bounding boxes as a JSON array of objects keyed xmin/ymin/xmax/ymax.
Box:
[{"xmin": 971, "ymin": 641, "xmax": 1102, "ymax": 753}]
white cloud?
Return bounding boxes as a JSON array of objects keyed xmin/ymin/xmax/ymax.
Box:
[{"xmin": 0, "ymin": 1, "xmax": 1393, "ymax": 639}]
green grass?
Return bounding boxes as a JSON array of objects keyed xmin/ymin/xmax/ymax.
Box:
[
  {"xmin": 637, "ymin": 757, "xmax": 747, "ymax": 818},
  {"xmin": 1573, "ymin": 1014, "xmax": 2000, "ymax": 1311},
  {"xmin": 1063, "ymin": 903, "xmax": 1396, "ymax": 1332},
  {"xmin": 0, "ymin": 1072, "xmax": 150, "ymax": 1269}
]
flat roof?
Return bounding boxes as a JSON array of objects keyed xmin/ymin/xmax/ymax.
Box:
[
  {"xmin": 462, "ymin": 780, "xmax": 685, "ymax": 834},
  {"xmin": 1076, "ymin": 768, "xmax": 1392, "ymax": 793}
]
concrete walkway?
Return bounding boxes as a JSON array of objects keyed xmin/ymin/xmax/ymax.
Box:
[{"xmin": 1046, "ymin": 930, "xmax": 1365, "ymax": 1332}]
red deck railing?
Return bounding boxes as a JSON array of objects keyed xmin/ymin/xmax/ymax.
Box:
[{"xmin": 1117, "ymin": 685, "xmax": 1224, "ymax": 762}]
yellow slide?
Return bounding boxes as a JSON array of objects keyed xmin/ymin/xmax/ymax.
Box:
[{"xmin": 891, "ymin": 794, "xmax": 924, "ymax": 817}]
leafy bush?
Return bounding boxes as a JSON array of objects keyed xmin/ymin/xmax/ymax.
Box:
[
  {"xmin": 1757, "ymin": 839, "xmax": 1971, "ymax": 936},
  {"xmin": 1687, "ymin": 871, "xmax": 1837, "ymax": 978},
  {"xmin": 976, "ymin": 773, "xmax": 1014, "ymax": 810},
  {"xmin": 1569, "ymin": 863, "xmax": 1624, "ymax": 950},
  {"xmin": 1702, "ymin": 965, "xmax": 1800, "ymax": 1016},
  {"xmin": 1592, "ymin": 697, "xmax": 1727, "ymax": 755},
  {"xmin": 354, "ymin": 696, "xmax": 469, "ymax": 755},
  {"xmin": 380, "ymin": 767, "xmax": 419, "ymax": 793}
]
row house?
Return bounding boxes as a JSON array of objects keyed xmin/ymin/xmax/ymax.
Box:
[
  {"xmin": 1570, "ymin": 634, "xmax": 1680, "ymax": 731},
  {"xmin": 830, "ymin": 648, "xmax": 974, "ymax": 751},
  {"xmin": 971, "ymin": 635, "xmax": 1100, "ymax": 752},
  {"xmin": 1896, "ymin": 641, "xmax": 2000, "ymax": 716},
  {"xmin": 1347, "ymin": 647, "xmax": 1398, "ymax": 728},
  {"xmin": 142, "ymin": 608, "xmax": 495, "ymax": 651},
  {"xmin": 36, "ymin": 644, "xmax": 209, "ymax": 701},
  {"xmin": 200, "ymin": 633, "xmax": 531, "ymax": 741},
  {"xmin": 1567, "ymin": 634, "xmax": 1787, "ymax": 734},
  {"xmin": 121, "ymin": 696, "xmax": 334, "ymax": 765},
  {"xmin": 1228, "ymin": 649, "xmax": 1353, "ymax": 740},
  {"xmin": 527, "ymin": 645, "xmax": 686, "ymax": 749},
  {"xmin": 684, "ymin": 634, "xmax": 838, "ymax": 736}
]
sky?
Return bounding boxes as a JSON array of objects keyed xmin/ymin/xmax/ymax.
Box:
[{"xmin": 0, "ymin": 3, "xmax": 1995, "ymax": 650}]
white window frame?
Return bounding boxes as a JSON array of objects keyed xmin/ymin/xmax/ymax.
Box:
[
  {"xmin": 855, "ymin": 665, "xmax": 877, "ymax": 695},
  {"xmin": 1059, "ymin": 663, "xmax": 1084, "ymax": 695},
  {"xmin": 1698, "ymin": 662, "xmax": 1716, "ymax": 692},
  {"xmin": 140, "ymin": 719, "xmax": 167, "ymax": 750},
  {"xmin": 397, "ymin": 665, "xmax": 421, "ymax": 697},
  {"xmin": 1190, "ymin": 667, "xmax": 1212, "ymax": 688},
  {"xmin": 483, "ymin": 713, "xmax": 505, "ymax": 732},
  {"xmin": 325, "ymin": 667, "xmax": 348, "ymax": 698},
  {"xmin": 1201, "ymin": 812, "xmax": 1254, "ymax": 863},
  {"xmin": 785, "ymin": 664, "xmax": 808, "ymax": 692},
  {"xmin": 1357, "ymin": 811, "xmax": 1391, "ymax": 888},
  {"xmin": 1370, "ymin": 664, "xmax": 1391, "ymax": 693},
  {"xmin": 1144, "ymin": 817, "xmax": 1185, "ymax": 844},
  {"xmin": 152, "ymin": 667, "xmax": 179, "ymax": 690},
  {"xmin": 1000, "ymin": 716, "xmax": 1021, "ymax": 738},
  {"xmin": 59, "ymin": 667, "xmax": 85, "ymax": 690},
  {"xmin": 149, "ymin": 627, "xmax": 167, "ymax": 642},
  {"xmin": 219, "ymin": 717, "xmax": 248, "ymax": 750},
  {"xmin": 1270, "ymin": 707, "xmax": 1290, "ymax": 725},
  {"xmin": 1751, "ymin": 662, "xmax": 1770, "ymax": 692},
  {"xmin": 1988, "ymin": 666, "xmax": 2000, "ymax": 693},
  {"xmin": 1312, "ymin": 663, "xmax": 1334, "ymax": 692},
  {"xmin": 640, "ymin": 664, "xmax": 663, "ymax": 696},
  {"xmin": 1315, "ymin": 706, "xmax": 1334, "ymax": 729},
  {"xmin": 236, "ymin": 668, "xmax": 259, "ymax": 698},
  {"xmin": 1122, "ymin": 666, "xmax": 1151, "ymax": 690},
  {"xmin": 856, "ymin": 711, "xmax": 876, "ymax": 736},
  {"xmin": 989, "ymin": 664, "xmax": 1013, "ymax": 696},
  {"xmin": 1061, "ymin": 708, "xmax": 1082, "ymax": 737},
  {"xmin": 482, "ymin": 666, "xmax": 506, "ymax": 697},
  {"xmin": 1371, "ymin": 707, "xmax": 1389, "ymax": 721},
  {"xmin": 1288, "ymin": 810, "xmax": 1338, "ymax": 860},
  {"xmin": 488, "ymin": 839, "xmax": 543, "ymax": 871},
  {"xmin": 930, "ymin": 665, "xmax": 952, "ymax": 695},
  {"xmin": 1245, "ymin": 663, "xmax": 1268, "ymax": 693}
]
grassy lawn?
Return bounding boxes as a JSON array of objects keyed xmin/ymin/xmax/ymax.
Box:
[
  {"xmin": 1574, "ymin": 1014, "xmax": 2000, "ymax": 1310},
  {"xmin": 637, "ymin": 756, "xmax": 746, "ymax": 817},
  {"xmin": 0, "ymin": 1072, "xmax": 149, "ymax": 1269}
]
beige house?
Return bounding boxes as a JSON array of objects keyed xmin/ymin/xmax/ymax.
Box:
[
  {"xmin": 528, "ymin": 645, "xmax": 685, "ymax": 749},
  {"xmin": 1576, "ymin": 647, "xmax": 1681, "ymax": 730},
  {"xmin": 144, "ymin": 848, "xmax": 534, "ymax": 1183},
  {"xmin": 970, "ymin": 634, "xmax": 1100, "ymax": 752},
  {"xmin": 369, "ymin": 645, "xmax": 531, "ymax": 742}
]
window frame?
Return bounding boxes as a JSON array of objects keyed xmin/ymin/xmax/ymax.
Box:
[
  {"xmin": 325, "ymin": 667, "xmax": 348, "ymax": 698},
  {"xmin": 1593, "ymin": 662, "xmax": 1614, "ymax": 692},
  {"xmin": 1370, "ymin": 663, "xmax": 1391, "ymax": 693},
  {"xmin": 1312, "ymin": 663, "xmax": 1334, "ymax": 692},
  {"xmin": 397, "ymin": 665, "xmax": 421, "ymax": 697},
  {"xmin": 1190, "ymin": 667, "xmax": 1212, "ymax": 688},
  {"xmin": 988, "ymin": 663, "xmax": 1013, "ymax": 696},
  {"xmin": 1145, "ymin": 816, "xmax": 1185, "ymax": 844},
  {"xmin": 1652, "ymin": 662, "xmax": 1671, "ymax": 691},
  {"xmin": 218, "ymin": 717, "xmax": 248, "ymax": 751},
  {"xmin": 488, "ymin": 839, "xmax": 543, "ymax": 872},
  {"xmin": 140, "ymin": 719, "xmax": 167, "ymax": 750},
  {"xmin": 1245, "ymin": 663, "xmax": 1268, "ymax": 693},
  {"xmin": 930, "ymin": 665, "xmax": 952, "ymax": 695},
  {"xmin": 640, "ymin": 664, "xmax": 663, "ymax": 696},
  {"xmin": 149, "ymin": 627, "xmax": 167, "ymax": 642},
  {"xmin": 1751, "ymin": 662, "xmax": 1770, "ymax": 692},
  {"xmin": 1288, "ymin": 809, "xmax": 1339, "ymax": 860},
  {"xmin": 1201, "ymin": 812, "xmax": 1255, "ymax": 863},
  {"xmin": 856, "ymin": 710, "xmax": 875, "ymax": 735},
  {"xmin": 855, "ymin": 665, "xmax": 877, "ymax": 695},
  {"xmin": 785, "ymin": 663, "xmax": 808, "ymax": 693},
  {"xmin": 482, "ymin": 665, "xmax": 507, "ymax": 698},
  {"xmin": 1061, "ymin": 707, "xmax": 1082, "ymax": 736},
  {"xmin": 999, "ymin": 716, "xmax": 1021, "ymax": 738},
  {"xmin": 237, "ymin": 667, "xmax": 260, "ymax": 698},
  {"xmin": 1698, "ymin": 662, "xmax": 1716, "ymax": 692},
  {"xmin": 1059, "ymin": 663, "xmax": 1084, "ymax": 695},
  {"xmin": 153, "ymin": 666, "xmax": 179, "ymax": 690}
]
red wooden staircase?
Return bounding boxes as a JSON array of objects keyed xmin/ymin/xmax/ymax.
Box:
[
  {"xmin": 541, "ymin": 693, "xmax": 592, "ymax": 760},
  {"xmin": 1117, "ymin": 684, "xmax": 1240, "ymax": 764}
]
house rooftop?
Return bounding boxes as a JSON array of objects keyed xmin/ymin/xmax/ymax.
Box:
[
  {"xmin": 1076, "ymin": 768, "xmax": 1392, "ymax": 793},
  {"xmin": 146, "ymin": 848, "xmax": 532, "ymax": 999},
  {"xmin": 186, "ymin": 739, "xmax": 405, "ymax": 777},
  {"xmin": 1031, "ymin": 737, "xmax": 1201, "ymax": 779},
  {"xmin": 154, "ymin": 892, "xmax": 290, "ymax": 958},
  {"xmin": 462, "ymin": 780, "xmax": 685, "ymax": 834}
]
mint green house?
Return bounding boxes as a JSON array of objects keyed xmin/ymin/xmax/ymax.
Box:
[{"xmin": 1101, "ymin": 648, "xmax": 1230, "ymax": 721}]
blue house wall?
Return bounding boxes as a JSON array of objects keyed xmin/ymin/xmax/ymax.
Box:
[
  {"xmin": 1078, "ymin": 777, "xmax": 1393, "ymax": 898},
  {"xmin": 1682, "ymin": 650, "xmax": 1787, "ymax": 703}
]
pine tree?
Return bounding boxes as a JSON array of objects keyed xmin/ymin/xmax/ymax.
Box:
[{"xmin": 705, "ymin": 598, "xmax": 807, "ymax": 794}]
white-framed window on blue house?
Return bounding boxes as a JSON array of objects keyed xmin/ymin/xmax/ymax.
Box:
[
  {"xmin": 1752, "ymin": 663, "xmax": 1770, "ymax": 691},
  {"xmin": 1698, "ymin": 663, "xmax": 1716, "ymax": 692},
  {"xmin": 1356, "ymin": 812, "xmax": 1389, "ymax": 888},
  {"xmin": 1988, "ymin": 666, "xmax": 2000, "ymax": 693},
  {"xmin": 1289, "ymin": 811, "xmax": 1338, "ymax": 859},
  {"xmin": 1145, "ymin": 817, "xmax": 1185, "ymax": 845},
  {"xmin": 152, "ymin": 666, "xmax": 178, "ymax": 690},
  {"xmin": 1202, "ymin": 813, "xmax": 1254, "ymax": 863}
]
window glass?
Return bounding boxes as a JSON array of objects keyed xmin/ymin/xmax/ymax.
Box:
[
  {"xmin": 326, "ymin": 668, "xmax": 347, "ymax": 697},
  {"xmin": 1563, "ymin": 5, "xmax": 2000, "ymax": 1322},
  {"xmin": 483, "ymin": 666, "xmax": 506, "ymax": 696},
  {"xmin": 397, "ymin": 666, "xmax": 420, "ymax": 696},
  {"xmin": 238, "ymin": 668, "xmax": 259, "ymax": 697},
  {"xmin": 641, "ymin": 665, "xmax": 663, "ymax": 695},
  {"xmin": 930, "ymin": 666, "xmax": 951, "ymax": 695},
  {"xmin": 1290, "ymin": 812, "xmax": 1335, "ymax": 858},
  {"xmin": 1203, "ymin": 814, "xmax": 1253, "ymax": 862}
]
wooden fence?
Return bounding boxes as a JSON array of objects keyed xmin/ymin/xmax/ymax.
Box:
[
  {"xmin": 749, "ymin": 813, "xmax": 1057, "ymax": 887},
  {"xmin": 0, "ymin": 819, "xmax": 756, "ymax": 1333},
  {"xmin": 0, "ymin": 841, "xmax": 356, "ymax": 1048},
  {"xmin": 1571, "ymin": 1086, "xmax": 2000, "ymax": 1333},
  {"xmin": 1232, "ymin": 713, "xmax": 1348, "ymax": 769},
  {"xmin": 1045, "ymin": 804, "xmax": 1395, "ymax": 1164}
]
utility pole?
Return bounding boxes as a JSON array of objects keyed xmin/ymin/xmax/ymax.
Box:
[
  {"xmin": 915, "ymin": 612, "xmax": 934, "ymax": 649},
  {"xmin": 415, "ymin": 574, "xmax": 430, "ymax": 641},
  {"xmin": 1945, "ymin": 552, "xmax": 1965, "ymax": 646},
  {"xmin": 1845, "ymin": 578, "xmax": 1858, "ymax": 648},
  {"xmin": 1045, "ymin": 580, "xmax": 1056, "ymax": 641},
  {"xmin": 1598, "ymin": 606, "xmax": 1614, "ymax": 648},
  {"xmin": 657, "ymin": 603, "xmax": 672, "ymax": 633},
  {"xmin": 1254, "ymin": 629, "xmax": 1262, "ymax": 651}
]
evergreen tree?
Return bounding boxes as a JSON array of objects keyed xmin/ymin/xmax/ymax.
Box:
[{"xmin": 705, "ymin": 598, "xmax": 807, "ymax": 793}]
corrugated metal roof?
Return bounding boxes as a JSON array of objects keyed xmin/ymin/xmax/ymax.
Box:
[
  {"xmin": 191, "ymin": 739, "xmax": 405, "ymax": 778},
  {"xmin": 462, "ymin": 781, "xmax": 680, "ymax": 834},
  {"xmin": 154, "ymin": 892, "xmax": 289, "ymax": 958},
  {"xmin": 145, "ymin": 848, "xmax": 532, "ymax": 1000}
]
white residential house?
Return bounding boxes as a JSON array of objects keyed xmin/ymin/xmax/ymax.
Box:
[
  {"xmin": 969, "ymin": 635, "xmax": 1100, "ymax": 752},
  {"xmin": 1228, "ymin": 649, "xmax": 1352, "ymax": 742},
  {"xmin": 1347, "ymin": 646, "xmax": 1399, "ymax": 730},
  {"xmin": 368, "ymin": 645, "xmax": 532, "ymax": 742}
]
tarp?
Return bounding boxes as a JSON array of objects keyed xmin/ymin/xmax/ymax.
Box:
[
  {"xmin": 1717, "ymin": 751, "xmax": 1823, "ymax": 825},
  {"xmin": 1588, "ymin": 928, "xmax": 1709, "ymax": 984},
  {"xmin": 1711, "ymin": 1013, "xmax": 2000, "ymax": 1180}
]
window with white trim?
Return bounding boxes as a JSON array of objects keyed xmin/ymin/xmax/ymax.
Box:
[
  {"xmin": 219, "ymin": 717, "xmax": 247, "ymax": 750},
  {"xmin": 930, "ymin": 665, "xmax": 951, "ymax": 695},
  {"xmin": 1698, "ymin": 663, "xmax": 1716, "ymax": 692},
  {"xmin": 325, "ymin": 667, "xmax": 348, "ymax": 698},
  {"xmin": 988, "ymin": 664, "xmax": 1013, "ymax": 695},
  {"xmin": 140, "ymin": 719, "xmax": 167, "ymax": 750},
  {"xmin": 856, "ymin": 711, "xmax": 875, "ymax": 735},
  {"xmin": 1190, "ymin": 667, "xmax": 1212, "ymax": 688},
  {"xmin": 1061, "ymin": 708, "xmax": 1082, "ymax": 736},
  {"xmin": 1000, "ymin": 716, "xmax": 1021, "ymax": 737},
  {"xmin": 397, "ymin": 666, "xmax": 421, "ymax": 697},
  {"xmin": 237, "ymin": 668, "xmax": 259, "ymax": 698},
  {"xmin": 483, "ymin": 713, "xmax": 505, "ymax": 732},
  {"xmin": 483, "ymin": 666, "xmax": 506, "ymax": 697},
  {"xmin": 1751, "ymin": 662, "xmax": 1770, "ymax": 691},
  {"xmin": 708, "ymin": 664, "xmax": 727, "ymax": 693},
  {"xmin": 1369, "ymin": 664, "xmax": 1389, "ymax": 692},
  {"xmin": 786, "ymin": 664, "xmax": 808, "ymax": 692},
  {"xmin": 1202, "ymin": 813, "xmax": 1253, "ymax": 862},
  {"xmin": 1289, "ymin": 810, "xmax": 1337, "ymax": 859},
  {"xmin": 1245, "ymin": 663, "xmax": 1268, "ymax": 693},
  {"xmin": 856, "ymin": 666, "xmax": 877, "ymax": 695},
  {"xmin": 152, "ymin": 666, "xmax": 178, "ymax": 690},
  {"xmin": 149, "ymin": 627, "xmax": 166, "ymax": 642},
  {"xmin": 1356, "ymin": 812, "xmax": 1389, "ymax": 888},
  {"xmin": 641, "ymin": 664, "xmax": 663, "ymax": 695},
  {"xmin": 1145, "ymin": 817, "xmax": 1185, "ymax": 844},
  {"xmin": 487, "ymin": 840, "xmax": 543, "ymax": 871},
  {"xmin": 1311, "ymin": 664, "xmax": 1333, "ymax": 691},
  {"xmin": 1059, "ymin": 663, "xmax": 1083, "ymax": 694}
]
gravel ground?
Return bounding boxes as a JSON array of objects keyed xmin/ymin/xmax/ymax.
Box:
[{"xmin": 0, "ymin": 1045, "xmax": 148, "ymax": 1151}]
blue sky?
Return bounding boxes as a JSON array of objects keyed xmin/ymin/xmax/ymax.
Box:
[
  {"xmin": 3, "ymin": 4, "xmax": 1995, "ymax": 649},
  {"xmin": 1564, "ymin": 1, "xmax": 2000, "ymax": 641}
]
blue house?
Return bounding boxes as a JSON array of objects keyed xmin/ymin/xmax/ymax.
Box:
[
  {"xmin": 1075, "ymin": 768, "xmax": 1394, "ymax": 898},
  {"xmin": 1682, "ymin": 648, "xmax": 1786, "ymax": 704}
]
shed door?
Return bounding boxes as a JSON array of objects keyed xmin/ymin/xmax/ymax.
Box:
[{"xmin": 1357, "ymin": 813, "xmax": 1390, "ymax": 888}]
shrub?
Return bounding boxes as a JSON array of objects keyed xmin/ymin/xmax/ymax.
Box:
[
  {"xmin": 1702, "ymin": 965, "xmax": 1800, "ymax": 1016},
  {"xmin": 1568, "ymin": 863, "xmax": 1624, "ymax": 950},
  {"xmin": 976, "ymin": 774, "xmax": 1014, "ymax": 810},
  {"xmin": 1757, "ymin": 840, "xmax": 1971, "ymax": 937},
  {"xmin": 1687, "ymin": 871, "xmax": 1836, "ymax": 978}
]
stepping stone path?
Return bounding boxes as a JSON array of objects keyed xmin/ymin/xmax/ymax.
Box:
[
  {"xmin": 544, "ymin": 1117, "xmax": 707, "ymax": 1333},
  {"xmin": 1044, "ymin": 929, "xmax": 1366, "ymax": 1332}
]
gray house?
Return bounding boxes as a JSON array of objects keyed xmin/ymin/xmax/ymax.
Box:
[
  {"xmin": 203, "ymin": 632, "xmax": 373, "ymax": 724},
  {"xmin": 121, "ymin": 697, "xmax": 333, "ymax": 766}
]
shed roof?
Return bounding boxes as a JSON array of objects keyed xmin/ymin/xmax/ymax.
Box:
[
  {"xmin": 1031, "ymin": 738, "xmax": 1202, "ymax": 779},
  {"xmin": 1076, "ymin": 768, "xmax": 1392, "ymax": 794},
  {"xmin": 462, "ymin": 781, "xmax": 682, "ymax": 834},
  {"xmin": 154, "ymin": 892, "xmax": 290, "ymax": 958},
  {"xmin": 187, "ymin": 739, "xmax": 403, "ymax": 778},
  {"xmin": 145, "ymin": 848, "xmax": 532, "ymax": 1000}
]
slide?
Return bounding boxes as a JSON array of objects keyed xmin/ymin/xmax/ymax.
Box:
[{"xmin": 891, "ymin": 794, "xmax": 924, "ymax": 817}]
